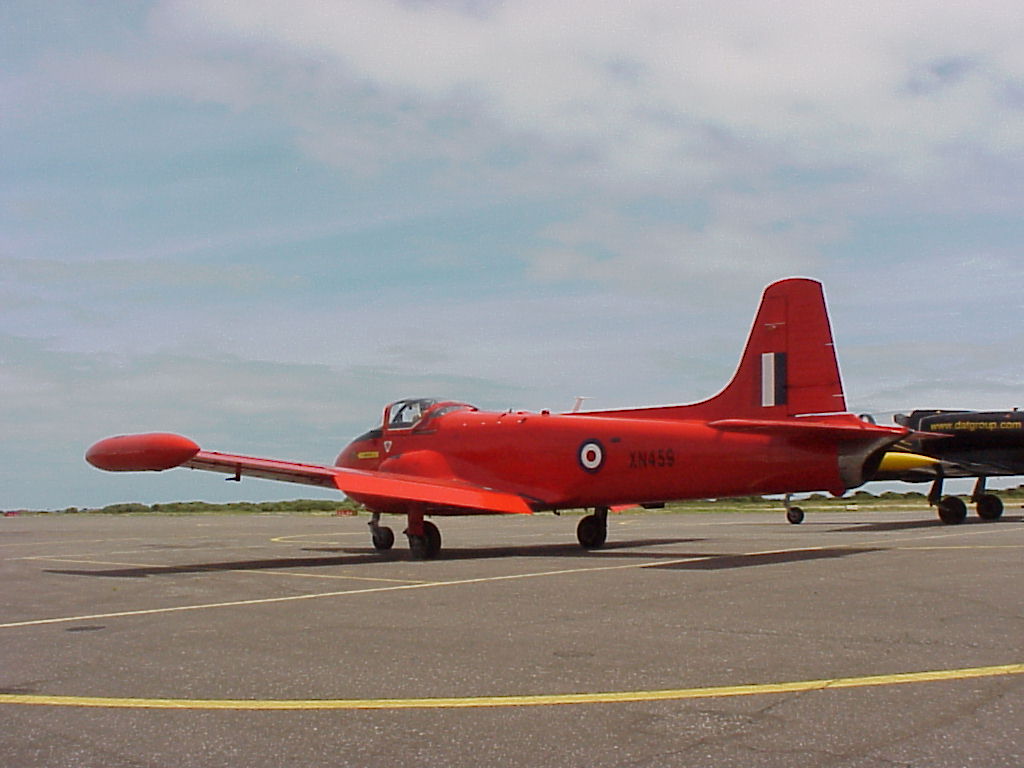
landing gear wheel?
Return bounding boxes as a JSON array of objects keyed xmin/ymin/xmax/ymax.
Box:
[
  {"xmin": 408, "ymin": 520, "xmax": 442, "ymax": 560},
  {"xmin": 786, "ymin": 506, "xmax": 805, "ymax": 525},
  {"xmin": 976, "ymin": 493, "xmax": 1004, "ymax": 521},
  {"xmin": 371, "ymin": 526, "xmax": 395, "ymax": 551},
  {"xmin": 937, "ymin": 496, "xmax": 967, "ymax": 525},
  {"xmin": 576, "ymin": 514, "xmax": 607, "ymax": 549}
]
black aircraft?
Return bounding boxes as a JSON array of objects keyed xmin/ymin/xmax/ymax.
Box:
[{"xmin": 875, "ymin": 409, "xmax": 1024, "ymax": 524}]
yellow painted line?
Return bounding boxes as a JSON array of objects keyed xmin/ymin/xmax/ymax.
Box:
[
  {"xmin": 0, "ymin": 535, "xmax": 973, "ymax": 631},
  {"xmin": 4, "ymin": 526, "xmax": 1016, "ymax": 631},
  {"xmin": 0, "ymin": 537, "xmax": 146, "ymax": 550},
  {"xmin": 270, "ymin": 534, "xmax": 364, "ymax": 544},
  {"xmin": 15, "ymin": 556, "xmax": 424, "ymax": 585},
  {"xmin": 234, "ymin": 569, "xmax": 426, "ymax": 584},
  {"xmin": 1, "ymin": 664, "xmax": 1020, "ymax": 710},
  {"xmin": 16, "ymin": 557, "xmax": 159, "ymax": 568},
  {"xmin": 894, "ymin": 544, "xmax": 1024, "ymax": 551},
  {"xmin": 14, "ymin": 544, "xmax": 282, "ymax": 561},
  {"xmin": 0, "ymin": 556, "xmax": 712, "ymax": 630}
]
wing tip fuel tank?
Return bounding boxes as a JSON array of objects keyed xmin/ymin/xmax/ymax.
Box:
[{"xmin": 86, "ymin": 433, "xmax": 200, "ymax": 472}]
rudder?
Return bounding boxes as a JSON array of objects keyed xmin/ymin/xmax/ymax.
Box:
[{"xmin": 716, "ymin": 277, "xmax": 847, "ymax": 418}]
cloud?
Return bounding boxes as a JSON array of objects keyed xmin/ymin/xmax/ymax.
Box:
[
  {"xmin": 4, "ymin": 2, "xmax": 1024, "ymax": 509},
  {"xmin": 0, "ymin": 331, "xmax": 531, "ymax": 508},
  {"xmin": 44, "ymin": 0, "xmax": 1002, "ymax": 297},
  {"xmin": 148, "ymin": 1, "xmax": 1023, "ymax": 173}
]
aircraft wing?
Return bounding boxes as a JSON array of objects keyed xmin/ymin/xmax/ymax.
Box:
[{"xmin": 86, "ymin": 433, "xmax": 534, "ymax": 516}]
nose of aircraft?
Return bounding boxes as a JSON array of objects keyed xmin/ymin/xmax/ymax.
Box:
[{"xmin": 86, "ymin": 433, "xmax": 200, "ymax": 471}]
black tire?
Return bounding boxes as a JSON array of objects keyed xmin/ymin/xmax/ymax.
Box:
[
  {"xmin": 976, "ymin": 493, "xmax": 1004, "ymax": 521},
  {"xmin": 576, "ymin": 514, "xmax": 607, "ymax": 549},
  {"xmin": 937, "ymin": 496, "xmax": 967, "ymax": 525},
  {"xmin": 372, "ymin": 526, "xmax": 395, "ymax": 551},
  {"xmin": 786, "ymin": 506, "xmax": 805, "ymax": 525},
  {"xmin": 409, "ymin": 521, "xmax": 442, "ymax": 559}
]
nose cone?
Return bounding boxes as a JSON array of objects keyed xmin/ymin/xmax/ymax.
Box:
[{"xmin": 86, "ymin": 433, "xmax": 200, "ymax": 471}]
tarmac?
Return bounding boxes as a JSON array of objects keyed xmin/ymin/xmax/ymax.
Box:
[{"xmin": 1, "ymin": 506, "xmax": 1022, "ymax": 767}]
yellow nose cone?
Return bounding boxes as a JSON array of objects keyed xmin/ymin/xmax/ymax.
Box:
[{"xmin": 877, "ymin": 451, "xmax": 940, "ymax": 473}]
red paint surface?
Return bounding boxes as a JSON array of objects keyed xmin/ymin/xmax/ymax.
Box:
[
  {"xmin": 85, "ymin": 279, "xmax": 908, "ymax": 519},
  {"xmin": 85, "ymin": 433, "xmax": 200, "ymax": 472}
]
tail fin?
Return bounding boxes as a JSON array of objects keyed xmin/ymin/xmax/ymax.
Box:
[
  {"xmin": 706, "ymin": 277, "xmax": 846, "ymax": 418},
  {"xmin": 585, "ymin": 278, "xmax": 846, "ymax": 420}
]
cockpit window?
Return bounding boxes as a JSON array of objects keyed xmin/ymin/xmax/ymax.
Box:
[
  {"xmin": 387, "ymin": 399, "xmax": 438, "ymax": 429},
  {"xmin": 429, "ymin": 403, "xmax": 474, "ymax": 419},
  {"xmin": 384, "ymin": 399, "xmax": 476, "ymax": 430}
]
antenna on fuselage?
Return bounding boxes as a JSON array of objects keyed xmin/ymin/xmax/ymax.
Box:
[{"xmin": 571, "ymin": 396, "xmax": 592, "ymax": 413}]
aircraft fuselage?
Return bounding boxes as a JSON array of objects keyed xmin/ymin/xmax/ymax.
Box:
[{"xmin": 335, "ymin": 406, "xmax": 861, "ymax": 514}]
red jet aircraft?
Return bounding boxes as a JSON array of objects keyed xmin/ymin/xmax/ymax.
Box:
[{"xmin": 87, "ymin": 278, "xmax": 926, "ymax": 559}]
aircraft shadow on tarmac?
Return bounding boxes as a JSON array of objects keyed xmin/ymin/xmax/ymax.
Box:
[
  {"xmin": 43, "ymin": 538, "xmax": 703, "ymax": 578},
  {"xmin": 826, "ymin": 516, "xmax": 1021, "ymax": 534},
  {"xmin": 302, "ymin": 537, "xmax": 702, "ymax": 562},
  {"xmin": 43, "ymin": 539, "xmax": 880, "ymax": 578},
  {"xmin": 648, "ymin": 546, "xmax": 880, "ymax": 570}
]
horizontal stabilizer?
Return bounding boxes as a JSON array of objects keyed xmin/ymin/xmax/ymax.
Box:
[{"xmin": 709, "ymin": 416, "xmax": 905, "ymax": 443}]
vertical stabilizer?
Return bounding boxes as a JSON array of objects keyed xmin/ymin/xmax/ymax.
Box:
[
  {"xmin": 705, "ymin": 277, "xmax": 846, "ymax": 418},
  {"xmin": 581, "ymin": 278, "xmax": 846, "ymax": 420}
]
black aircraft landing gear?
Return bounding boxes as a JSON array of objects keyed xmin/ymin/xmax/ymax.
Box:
[
  {"xmin": 972, "ymin": 476, "xmax": 1004, "ymax": 520},
  {"xmin": 369, "ymin": 512, "xmax": 395, "ymax": 551},
  {"xmin": 408, "ymin": 521, "xmax": 441, "ymax": 560},
  {"xmin": 929, "ymin": 471, "xmax": 967, "ymax": 524},
  {"xmin": 784, "ymin": 494, "xmax": 805, "ymax": 525},
  {"xmin": 936, "ymin": 496, "xmax": 968, "ymax": 525},
  {"xmin": 404, "ymin": 506, "xmax": 442, "ymax": 560},
  {"xmin": 577, "ymin": 506, "xmax": 608, "ymax": 549},
  {"xmin": 976, "ymin": 494, "xmax": 1004, "ymax": 520}
]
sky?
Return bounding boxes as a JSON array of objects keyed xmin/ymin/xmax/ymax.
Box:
[{"xmin": 3, "ymin": 1, "xmax": 1023, "ymax": 509}]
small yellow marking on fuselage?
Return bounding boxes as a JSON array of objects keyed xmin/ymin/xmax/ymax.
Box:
[{"xmin": 357, "ymin": 451, "xmax": 380, "ymax": 460}]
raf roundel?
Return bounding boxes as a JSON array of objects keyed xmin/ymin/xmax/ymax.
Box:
[{"xmin": 578, "ymin": 440, "xmax": 605, "ymax": 473}]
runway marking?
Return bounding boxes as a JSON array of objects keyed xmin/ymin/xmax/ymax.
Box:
[
  {"xmin": 270, "ymin": 533, "xmax": 364, "ymax": 544},
  {"xmin": 235, "ymin": 570, "xmax": 427, "ymax": 584},
  {"xmin": 15, "ymin": 556, "xmax": 426, "ymax": 585},
  {"xmin": 17, "ymin": 557, "xmax": 158, "ymax": 568},
  {"xmin": 0, "ymin": 537, "xmax": 146, "ymax": 550},
  {"xmin": 895, "ymin": 544, "xmax": 1024, "ymax": 551},
  {"xmin": 4, "ymin": 524, "xmax": 1019, "ymax": 631},
  {"xmin": 13, "ymin": 544, "xmax": 289, "ymax": 561},
  {"xmin": 1, "ymin": 664, "xmax": 1020, "ymax": 710},
  {"xmin": 0, "ymin": 554, "xmax": 715, "ymax": 629}
]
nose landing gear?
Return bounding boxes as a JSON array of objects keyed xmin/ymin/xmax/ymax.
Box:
[
  {"xmin": 784, "ymin": 494, "xmax": 805, "ymax": 525},
  {"xmin": 577, "ymin": 506, "xmax": 609, "ymax": 549},
  {"xmin": 368, "ymin": 512, "xmax": 395, "ymax": 551}
]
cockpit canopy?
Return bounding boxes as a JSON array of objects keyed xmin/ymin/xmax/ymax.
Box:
[{"xmin": 382, "ymin": 398, "xmax": 476, "ymax": 431}]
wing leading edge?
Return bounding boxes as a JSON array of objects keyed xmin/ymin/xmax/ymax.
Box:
[{"xmin": 86, "ymin": 433, "xmax": 533, "ymax": 516}]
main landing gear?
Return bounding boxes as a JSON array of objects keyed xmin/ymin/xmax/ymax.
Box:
[
  {"xmin": 369, "ymin": 509, "xmax": 440, "ymax": 559},
  {"xmin": 368, "ymin": 512, "xmax": 395, "ymax": 551},
  {"xmin": 577, "ymin": 506, "xmax": 609, "ymax": 549},
  {"xmin": 408, "ymin": 521, "xmax": 441, "ymax": 560},
  {"xmin": 394, "ymin": 505, "xmax": 442, "ymax": 560},
  {"xmin": 783, "ymin": 494, "xmax": 805, "ymax": 525},
  {"xmin": 928, "ymin": 474, "xmax": 1003, "ymax": 524}
]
